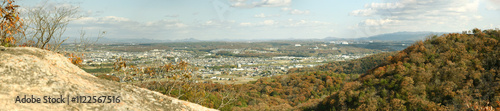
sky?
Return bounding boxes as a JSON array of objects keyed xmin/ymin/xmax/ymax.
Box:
[{"xmin": 18, "ymin": 0, "xmax": 500, "ymax": 40}]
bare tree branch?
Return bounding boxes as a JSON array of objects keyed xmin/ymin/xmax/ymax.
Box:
[{"xmin": 24, "ymin": 1, "xmax": 80, "ymax": 51}]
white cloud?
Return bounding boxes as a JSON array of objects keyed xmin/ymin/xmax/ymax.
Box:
[
  {"xmin": 230, "ymin": 0, "xmax": 291, "ymax": 8},
  {"xmin": 361, "ymin": 19, "xmax": 399, "ymax": 26},
  {"xmin": 364, "ymin": 3, "xmax": 404, "ymax": 9},
  {"xmin": 281, "ymin": 7, "xmax": 291, "ymax": 11},
  {"xmin": 69, "ymin": 15, "xmax": 338, "ymax": 40},
  {"xmin": 238, "ymin": 20, "xmax": 278, "ymax": 26},
  {"xmin": 447, "ymin": 0, "xmax": 479, "ymax": 12},
  {"xmin": 262, "ymin": 20, "xmax": 276, "ymax": 25},
  {"xmin": 153, "ymin": 20, "xmax": 187, "ymax": 29},
  {"xmin": 280, "ymin": 7, "xmax": 309, "ymax": 15},
  {"xmin": 350, "ymin": 9, "xmax": 375, "ymax": 16},
  {"xmin": 203, "ymin": 21, "xmax": 214, "ymax": 26},
  {"xmin": 351, "ymin": 0, "xmax": 481, "ymax": 33},
  {"xmin": 255, "ymin": 13, "xmax": 266, "ymax": 18},
  {"xmin": 239, "ymin": 22, "xmax": 253, "ymax": 26},
  {"xmin": 254, "ymin": 13, "xmax": 280, "ymax": 18},
  {"xmin": 486, "ymin": 0, "xmax": 500, "ymax": 11},
  {"xmin": 196, "ymin": 20, "xmax": 236, "ymax": 29},
  {"xmin": 69, "ymin": 16, "xmax": 190, "ymax": 39},
  {"xmin": 238, "ymin": 19, "xmax": 332, "ymax": 28},
  {"xmin": 351, "ymin": 0, "xmax": 480, "ymax": 18},
  {"xmin": 73, "ymin": 16, "xmax": 133, "ymax": 24},
  {"xmin": 232, "ymin": 2, "xmax": 247, "ymax": 7},
  {"xmin": 486, "ymin": 6, "xmax": 498, "ymax": 10},
  {"xmin": 263, "ymin": 0, "xmax": 292, "ymax": 7},
  {"xmin": 490, "ymin": 0, "xmax": 500, "ymax": 4},
  {"xmin": 102, "ymin": 16, "xmax": 131, "ymax": 22},
  {"xmin": 285, "ymin": 19, "xmax": 331, "ymax": 27},
  {"xmin": 290, "ymin": 9, "xmax": 310, "ymax": 15}
]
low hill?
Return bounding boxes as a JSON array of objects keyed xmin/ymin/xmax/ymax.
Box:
[
  {"xmin": 310, "ymin": 29, "xmax": 500, "ymax": 110},
  {"xmin": 0, "ymin": 46, "xmax": 216, "ymax": 111},
  {"xmin": 365, "ymin": 31, "xmax": 449, "ymax": 41},
  {"xmin": 288, "ymin": 52, "xmax": 396, "ymax": 75}
]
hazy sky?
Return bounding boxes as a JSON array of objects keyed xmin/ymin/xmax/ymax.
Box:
[{"xmin": 18, "ymin": 0, "xmax": 500, "ymax": 40}]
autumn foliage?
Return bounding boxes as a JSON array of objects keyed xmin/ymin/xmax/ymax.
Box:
[
  {"xmin": 92, "ymin": 29, "xmax": 500, "ymax": 111},
  {"xmin": 67, "ymin": 53, "xmax": 83, "ymax": 66},
  {"xmin": 0, "ymin": 0, "xmax": 22, "ymax": 47},
  {"xmin": 311, "ymin": 29, "xmax": 500, "ymax": 110},
  {"xmin": 288, "ymin": 52, "xmax": 395, "ymax": 75}
]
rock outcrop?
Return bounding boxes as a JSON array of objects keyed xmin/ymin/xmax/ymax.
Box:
[{"xmin": 0, "ymin": 46, "xmax": 216, "ymax": 111}]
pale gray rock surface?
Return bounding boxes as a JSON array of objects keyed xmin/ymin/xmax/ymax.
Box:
[{"xmin": 0, "ymin": 46, "xmax": 217, "ymax": 111}]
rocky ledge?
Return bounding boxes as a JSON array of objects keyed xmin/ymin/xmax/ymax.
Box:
[{"xmin": 0, "ymin": 46, "xmax": 216, "ymax": 111}]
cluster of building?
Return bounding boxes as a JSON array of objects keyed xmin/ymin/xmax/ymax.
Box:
[{"xmin": 81, "ymin": 48, "xmax": 371, "ymax": 82}]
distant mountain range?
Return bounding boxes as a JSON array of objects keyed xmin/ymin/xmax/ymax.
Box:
[
  {"xmin": 324, "ymin": 31, "xmax": 451, "ymax": 41},
  {"xmin": 65, "ymin": 31, "xmax": 452, "ymax": 44}
]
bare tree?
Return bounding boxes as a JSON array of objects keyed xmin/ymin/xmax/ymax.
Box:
[
  {"xmin": 218, "ymin": 85, "xmax": 238, "ymax": 110},
  {"xmin": 74, "ymin": 29, "xmax": 105, "ymax": 52},
  {"xmin": 24, "ymin": 1, "xmax": 80, "ymax": 51}
]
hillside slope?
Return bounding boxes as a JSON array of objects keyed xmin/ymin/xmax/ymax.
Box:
[
  {"xmin": 288, "ymin": 52, "xmax": 395, "ymax": 75},
  {"xmin": 311, "ymin": 29, "xmax": 500, "ymax": 110},
  {"xmin": 0, "ymin": 46, "xmax": 216, "ymax": 111}
]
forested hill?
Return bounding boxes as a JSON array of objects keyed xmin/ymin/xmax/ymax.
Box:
[
  {"xmin": 309, "ymin": 29, "xmax": 500, "ymax": 110},
  {"xmin": 288, "ymin": 52, "xmax": 395, "ymax": 75}
]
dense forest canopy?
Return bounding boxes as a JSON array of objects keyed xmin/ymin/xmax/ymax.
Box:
[
  {"xmin": 288, "ymin": 52, "xmax": 396, "ymax": 75},
  {"xmin": 310, "ymin": 29, "xmax": 500, "ymax": 110}
]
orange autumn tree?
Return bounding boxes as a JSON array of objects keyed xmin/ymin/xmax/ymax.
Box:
[
  {"xmin": 0, "ymin": 0, "xmax": 23, "ymax": 47},
  {"xmin": 68, "ymin": 53, "xmax": 83, "ymax": 66}
]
